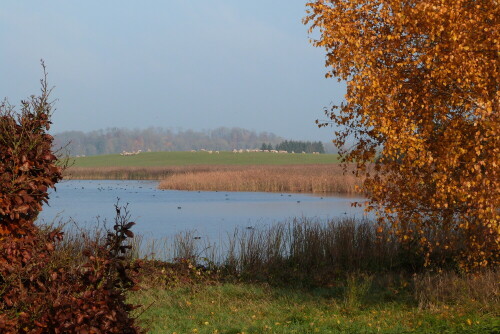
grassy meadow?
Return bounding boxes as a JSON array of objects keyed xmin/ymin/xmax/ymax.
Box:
[{"xmin": 71, "ymin": 151, "xmax": 340, "ymax": 168}]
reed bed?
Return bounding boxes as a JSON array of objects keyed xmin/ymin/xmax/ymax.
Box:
[
  {"xmin": 46, "ymin": 217, "xmax": 402, "ymax": 278},
  {"xmin": 221, "ymin": 218, "xmax": 403, "ymax": 283},
  {"xmin": 127, "ymin": 218, "xmax": 424, "ymax": 279},
  {"xmin": 158, "ymin": 164, "xmax": 364, "ymax": 194}
]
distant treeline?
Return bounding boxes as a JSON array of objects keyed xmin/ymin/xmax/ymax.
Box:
[
  {"xmin": 261, "ymin": 140, "xmax": 325, "ymax": 154},
  {"xmin": 53, "ymin": 127, "xmax": 286, "ymax": 156}
]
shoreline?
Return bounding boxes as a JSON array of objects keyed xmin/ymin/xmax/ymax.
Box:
[{"xmin": 63, "ymin": 164, "xmax": 365, "ymax": 195}]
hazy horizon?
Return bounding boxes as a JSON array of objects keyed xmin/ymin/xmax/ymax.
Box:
[
  {"xmin": 53, "ymin": 126, "xmax": 338, "ymax": 156},
  {"xmin": 1, "ymin": 1, "xmax": 345, "ymax": 142},
  {"xmin": 53, "ymin": 125, "xmax": 336, "ymax": 144}
]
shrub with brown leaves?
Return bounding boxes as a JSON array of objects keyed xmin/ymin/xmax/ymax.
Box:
[{"xmin": 0, "ymin": 63, "xmax": 142, "ymax": 333}]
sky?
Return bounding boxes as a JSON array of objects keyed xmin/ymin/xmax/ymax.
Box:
[{"xmin": 0, "ymin": 0, "xmax": 345, "ymax": 142}]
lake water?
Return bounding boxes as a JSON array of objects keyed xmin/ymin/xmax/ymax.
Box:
[{"xmin": 37, "ymin": 180, "xmax": 367, "ymax": 240}]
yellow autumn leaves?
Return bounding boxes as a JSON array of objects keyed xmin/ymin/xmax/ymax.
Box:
[{"xmin": 305, "ymin": 0, "xmax": 499, "ymax": 270}]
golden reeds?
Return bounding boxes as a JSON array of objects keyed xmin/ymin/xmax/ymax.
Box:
[{"xmin": 158, "ymin": 164, "xmax": 364, "ymax": 194}]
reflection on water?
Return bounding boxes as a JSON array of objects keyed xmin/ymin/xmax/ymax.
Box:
[{"xmin": 37, "ymin": 180, "xmax": 367, "ymax": 240}]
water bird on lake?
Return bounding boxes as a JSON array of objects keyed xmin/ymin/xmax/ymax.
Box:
[
  {"xmin": 297, "ymin": 201, "xmax": 301, "ymax": 203},
  {"xmin": 177, "ymin": 206, "xmax": 182, "ymax": 209}
]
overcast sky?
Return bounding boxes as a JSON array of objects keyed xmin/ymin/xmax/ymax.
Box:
[{"xmin": 0, "ymin": 0, "xmax": 345, "ymax": 141}]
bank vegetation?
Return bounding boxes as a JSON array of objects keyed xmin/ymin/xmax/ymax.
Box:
[{"xmin": 55, "ymin": 217, "xmax": 499, "ymax": 333}]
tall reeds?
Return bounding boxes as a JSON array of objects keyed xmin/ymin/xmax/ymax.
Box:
[
  {"xmin": 50, "ymin": 217, "xmax": 399, "ymax": 274},
  {"xmin": 124, "ymin": 218, "xmax": 409, "ymax": 281},
  {"xmin": 159, "ymin": 164, "xmax": 364, "ymax": 194},
  {"xmin": 221, "ymin": 218, "xmax": 404, "ymax": 284}
]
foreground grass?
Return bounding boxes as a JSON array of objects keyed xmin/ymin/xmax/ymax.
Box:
[
  {"xmin": 72, "ymin": 151, "xmax": 340, "ymax": 168},
  {"xmin": 129, "ymin": 282, "xmax": 499, "ymax": 334}
]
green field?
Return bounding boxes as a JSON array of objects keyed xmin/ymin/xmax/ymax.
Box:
[{"xmin": 72, "ymin": 151, "xmax": 340, "ymax": 168}]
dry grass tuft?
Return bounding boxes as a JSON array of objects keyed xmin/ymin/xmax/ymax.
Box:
[{"xmin": 413, "ymin": 270, "xmax": 500, "ymax": 312}]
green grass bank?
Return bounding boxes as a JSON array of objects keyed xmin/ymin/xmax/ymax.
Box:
[{"xmin": 129, "ymin": 282, "xmax": 499, "ymax": 334}]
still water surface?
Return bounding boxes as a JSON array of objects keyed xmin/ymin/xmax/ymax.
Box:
[{"xmin": 37, "ymin": 180, "xmax": 367, "ymax": 240}]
